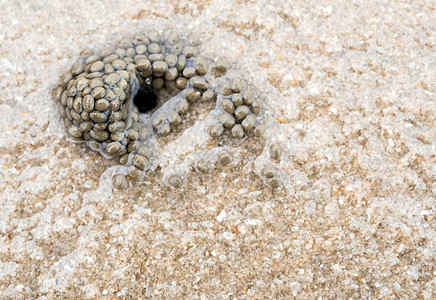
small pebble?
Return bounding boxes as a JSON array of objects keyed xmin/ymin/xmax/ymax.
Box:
[
  {"xmin": 165, "ymin": 68, "xmax": 178, "ymax": 81},
  {"xmin": 191, "ymin": 77, "xmax": 208, "ymax": 90},
  {"xmin": 221, "ymin": 99, "xmax": 235, "ymax": 114},
  {"xmin": 137, "ymin": 146, "xmax": 152, "ymax": 158},
  {"xmin": 109, "ymin": 111, "xmax": 123, "ymax": 122},
  {"xmin": 133, "ymin": 154, "xmax": 150, "ymax": 171},
  {"xmin": 139, "ymin": 127, "xmax": 151, "ymax": 141},
  {"xmin": 165, "ymin": 79, "xmax": 176, "ymax": 90},
  {"xmin": 176, "ymin": 98, "xmax": 190, "ymax": 115},
  {"xmin": 261, "ymin": 166, "xmax": 277, "ymax": 178},
  {"xmin": 87, "ymin": 140, "xmax": 100, "ymax": 151},
  {"xmin": 177, "ymin": 55, "xmax": 186, "ymax": 71},
  {"xmin": 126, "ymin": 48, "xmax": 136, "ymax": 57},
  {"xmin": 152, "ymin": 112, "xmax": 165, "ymax": 128},
  {"xmin": 117, "ymin": 38, "xmax": 133, "ymax": 49},
  {"xmin": 183, "ymin": 46, "xmax": 198, "ymax": 58},
  {"xmin": 127, "ymin": 166, "xmax": 145, "ymax": 181},
  {"xmin": 243, "ymin": 89, "xmax": 255, "ymax": 105},
  {"xmin": 267, "ymin": 176, "xmax": 281, "ymax": 189},
  {"xmin": 80, "ymin": 47, "xmax": 93, "ymax": 58},
  {"xmin": 136, "ymin": 59, "xmax": 151, "ymax": 71},
  {"xmin": 110, "ymin": 99, "xmax": 121, "ymax": 111},
  {"xmin": 270, "ymin": 143, "xmax": 283, "ymax": 160},
  {"xmin": 94, "ymin": 99, "xmax": 109, "ymax": 111},
  {"xmin": 76, "ymin": 78, "xmax": 89, "ymax": 91},
  {"xmin": 68, "ymin": 124, "xmax": 82, "ymax": 138},
  {"xmin": 73, "ymin": 97, "xmax": 83, "ymax": 113},
  {"xmin": 232, "ymin": 93, "xmax": 244, "ymax": 106},
  {"xmin": 90, "ymin": 61, "xmax": 105, "ymax": 72},
  {"xmin": 165, "ymin": 54, "xmax": 178, "ymax": 67},
  {"xmin": 105, "ymin": 63, "xmax": 115, "ymax": 74},
  {"xmin": 184, "ymin": 89, "xmax": 201, "ymax": 102},
  {"xmin": 81, "ymin": 111, "xmax": 90, "ymax": 121},
  {"xmin": 148, "ymin": 53, "xmax": 165, "ymax": 62},
  {"xmin": 219, "ymin": 114, "xmax": 236, "ymax": 128},
  {"xmin": 152, "ymin": 61, "xmax": 168, "ymax": 75},
  {"xmin": 254, "ymin": 122, "xmax": 266, "ymax": 136},
  {"xmin": 209, "ymin": 123, "xmax": 224, "ymax": 137},
  {"xmin": 194, "ymin": 57, "xmax": 207, "ymax": 75},
  {"xmin": 197, "ymin": 160, "xmax": 213, "ymax": 174},
  {"xmin": 147, "ymin": 43, "xmax": 161, "ymax": 54},
  {"xmin": 241, "ymin": 114, "xmax": 257, "ymax": 131},
  {"xmin": 67, "ymin": 86, "xmax": 77, "ymax": 97},
  {"xmin": 234, "ymin": 105, "xmax": 251, "ymax": 121},
  {"xmin": 215, "ymin": 57, "xmax": 230, "ymax": 73},
  {"xmin": 86, "ymin": 72, "xmax": 103, "ymax": 79},
  {"xmin": 110, "ymin": 131, "xmax": 125, "ymax": 141},
  {"xmin": 126, "ymin": 129, "xmax": 139, "ymax": 140},
  {"xmin": 232, "ymin": 124, "xmax": 244, "ymax": 138},
  {"xmin": 148, "ymin": 30, "xmax": 161, "ymax": 43},
  {"xmin": 170, "ymin": 43, "xmax": 183, "ymax": 55},
  {"xmin": 90, "ymin": 129, "xmax": 109, "ymax": 141},
  {"xmin": 112, "ymin": 59, "xmax": 127, "ymax": 70},
  {"xmin": 85, "ymin": 54, "xmax": 101, "ymax": 65},
  {"xmin": 168, "ymin": 174, "xmax": 183, "ymax": 188},
  {"xmin": 202, "ymin": 89, "xmax": 217, "ymax": 102},
  {"xmin": 105, "ymin": 90, "xmax": 116, "ymax": 100},
  {"xmin": 167, "ymin": 31, "xmax": 179, "ymax": 44},
  {"xmin": 250, "ymin": 100, "xmax": 262, "ymax": 115},
  {"xmin": 132, "ymin": 34, "xmax": 149, "ymax": 45},
  {"xmin": 89, "ymin": 78, "xmax": 104, "ymax": 89},
  {"xmin": 219, "ymin": 152, "xmax": 233, "ymax": 166},
  {"xmin": 127, "ymin": 140, "xmax": 140, "ymax": 153},
  {"xmin": 105, "ymin": 141, "xmax": 123, "ymax": 156},
  {"xmin": 220, "ymin": 83, "xmax": 233, "ymax": 96},
  {"xmin": 152, "ymin": 78, "xmax": 164, "ymax": 89},
  {"xmin": 91, "ymin": 87, "xmax": 106, "ymax": 99},
  {"xmin": 182, "ymin": 67, "xmax": 197, "ymax": 78},
  {"xmin": 158, "ymin": 123, "xmax": 171, "ymax": 136},
  {"xmin": 93, "ymin": 123, "xmax": 107, "ymax": 131},
  {"xmin": 79, "ymin": 122, "xmax": 93, "ymax": 132},
  {"xmin": 135, "ymin": 44, "xmax": 147, "ymax": 55},
  {"xmin": 116, "ymin": 70, "xmax": 129, "ymax": 80},
  {"xmin": 71, "ymin": 64, "xmax": 84, "ymax": 76},
  {"xmin": 117, "ymin": 79, "xmax": 128, "ymax": 89},
  {"xmin": 67, "ymin": 96, "xmax": 74, "ymax": 109},
  {"xmin": 188, "ymin": 33, "xmax": 200, "ymax": 45},
  {"xmin": 104, "ymin": 73, "xmax": 121, "ymax": 85},
  {"xmin": 176, "ymin": 77, "xmax": 188, "ymax": 89},
  {"xmin": 89, "ymin": 111, "xmax": 107, "ymax": 123},
  {"xmin": 112, "ymin": 174, "xmax": 128, "ymax": 190},
  {"xmin": 119, "ymin": 153, "xmax": 130, "ymax": 165},
  {"xmin": 108, "ymin": 121, "xmax": 126, "ymax": 133},
  {"xmin": 231, "ymin": 79, "xmax": 243, "ymax": 93},
  {"xmin": 99, "ymin": 47, "xmax": 113, "ymax": 58},
  {"xmin": 168, "ymin": 110, "xmax": 182, "ymax": 126},
  {"xmin": 103, "ymin": 54, "xmax": 119, "ymax": 64}
]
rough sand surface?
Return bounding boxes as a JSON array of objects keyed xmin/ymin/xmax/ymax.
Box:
[{"xmin": 0, "ymin": 0, "xmax": 435, "ymax": 299}]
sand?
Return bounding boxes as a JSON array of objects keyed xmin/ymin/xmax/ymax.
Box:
[{"xmin": 0, "ymin": 0, "xmax": 435, "ymax": 298}]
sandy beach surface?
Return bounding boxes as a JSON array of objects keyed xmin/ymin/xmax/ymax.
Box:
[{"xmin": 0, "ymin": 0, "xmax": 435, "ymax": 298}]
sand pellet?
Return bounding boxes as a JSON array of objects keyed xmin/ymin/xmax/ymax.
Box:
[
  {"xmin": 218, "ymin": 152, "xmax": 233, "ymax": 166},
  {"xmin": 168, "ymin": 174, "xmax": 183, "ymax": 188},
  {"xmin": 209, "ymin": 123, "xmax": 224, "ymax": 137},
  {"xmin": 112, "ymin": 174, "xmax": 128, "ymax": 190},
  {"xmin": 54, "ymin": 30, "xmax": 264, "ymax": 188},
  {"xmin": 232, "ymin": 124, "xmax": 244, "ymax": 138}
]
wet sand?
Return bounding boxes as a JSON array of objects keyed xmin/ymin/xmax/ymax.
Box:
[{"xmin": 0, "ymin": 0, "xmax": 435, "ymax": 298}]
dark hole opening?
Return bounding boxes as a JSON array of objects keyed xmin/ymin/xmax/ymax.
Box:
[{"xmin": 133, "ymin": 88, "xmax": 158, "ymax": 113}]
